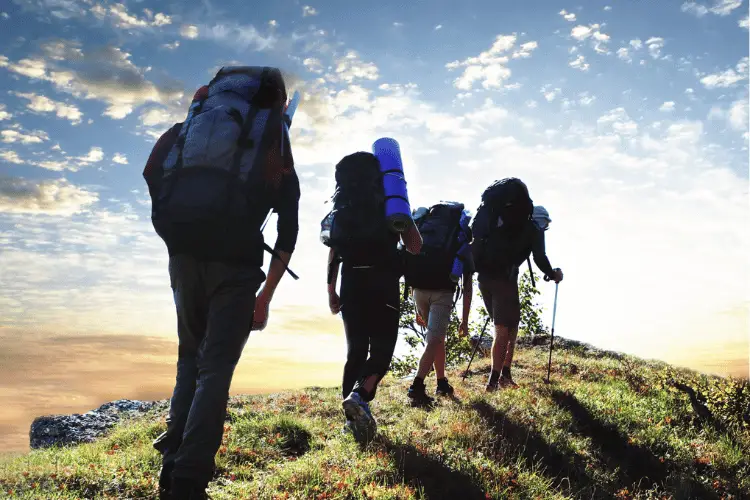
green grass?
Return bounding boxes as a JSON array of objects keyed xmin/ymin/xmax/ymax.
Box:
[{"xmin": 1, "ymin": 341, "xmax": 748, "ymax": 499}]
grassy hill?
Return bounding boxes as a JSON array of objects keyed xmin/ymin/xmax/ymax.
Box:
[{"xmin": 1, "ymin": 339, "xmax": 748, "ymax": 499}]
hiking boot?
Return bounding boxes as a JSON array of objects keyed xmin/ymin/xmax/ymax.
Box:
[
  {"xmin": 342, "ymin": 419, "xmax": 354, "ymax": 435},
  {"xmin": 342, "ymin": 392, "xmax": 377, "ymax": 443},
  {"xmin": 499, "ymin": 375, "xmax": 519, "ymax": 389},
  {"xmin": 435, "ymin": 378, "xmax": 454, "ymax": 396},
  {"xmin": 407, "ymin": 378, "xmax": 435, "ymax": 405},
  {"xmin": 500, "ymin": 367, "xmax": 519, "ymax": 388},
  {"xmin": 170, "ymin": 477, "xmax": 208, "ymax": 500},
  {"xmin": 486, "ymin": 370, "xmax": 501, "ymax": 393}
]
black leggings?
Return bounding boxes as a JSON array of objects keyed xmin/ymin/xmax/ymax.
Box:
[{"xmin": 340, "ymin": 265, "xmax": 400, "ymax": 402}]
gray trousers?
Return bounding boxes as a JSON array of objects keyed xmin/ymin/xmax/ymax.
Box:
[{"xmin": 154, "ymin": 254, "xmax": 263, "ymax": 487}]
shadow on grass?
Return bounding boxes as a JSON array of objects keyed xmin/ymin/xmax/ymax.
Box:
[
  {"xmin": 551, "ymin": 390, "xmax": 718, "ymax": 499},
  {"xmin": 379, "ymin": 435, "xmax": 487, "ymax": 500},
  {"xmin": 471, "ymin": 400, "xmax": 599, "ymax": 498}
]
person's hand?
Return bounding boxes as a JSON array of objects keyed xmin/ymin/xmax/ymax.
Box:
[
  {"xmin": 252, "ymin": 293, "xmax": 271, "ymax": 331},
  {"xmin": 458, "ymin": 319, "xmax": 469, "ymax": 337},
  {"xmin": 552, "ymin": 268, "xmax": 564, "ymax": 283},
  {"xmin": 329, "ymin": 292, "xmax": 341, "ymax": 315},
  {"xmin": 416, "ymin": 314, "xmax": 427, "ymax": 328}
]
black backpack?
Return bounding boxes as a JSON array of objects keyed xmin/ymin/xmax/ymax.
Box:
[
  {"xmin": 321, "ymin": 152, "xmax": 394, "ymax": 264},
  {"xmin": 471, "ymin": 178, "xmax": 534, "ymax": 274},
  {"xmin": 403, "ymin": 202, "xmax": 466, "ymax": 291}
]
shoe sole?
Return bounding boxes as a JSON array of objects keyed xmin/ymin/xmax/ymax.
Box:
[{"xmin": 342, "ymin": 399, "xmax": 376, "ymax": 442}]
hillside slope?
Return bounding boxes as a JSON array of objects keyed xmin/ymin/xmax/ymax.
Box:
[{"xmin": 1, "ymin": 340, "xmax": 748, "ymax": 500}]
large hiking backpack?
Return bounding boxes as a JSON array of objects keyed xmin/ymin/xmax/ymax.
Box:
[
  {"xmin": 404, "ymin": 202, "xmax": 467, "ymax": 291},
  {"xmin": 321, "ymin": 152, "xmax": 394, "ymax": 264},
  {"xmin": 152, "ymin": 66, "xmax": 295, "ymax": 272},
  {"xmin": 471, "ymin": 177, "xmax": 534, "ymax": 274}
]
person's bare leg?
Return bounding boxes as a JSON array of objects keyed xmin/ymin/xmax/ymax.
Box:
[
  {"xmin": 503, "ymin": 327, "xmax": 519, "ymax": 369},
  {"xmin": 434, "ymin": 340, "xmax": 446, "ymax": 380},
  {"xmin": 361, "ymin": 374, "xmax": 379, "ymax": 394},
  {"xmin": 491, "ymin": 324, "xmax": 511, "ymax": 373},
  {"xmin": 416, "ymin": 341, "xmax": 438, "ymax": 379}
]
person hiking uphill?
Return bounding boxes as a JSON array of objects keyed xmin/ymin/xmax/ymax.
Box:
[
  {"xmin": 402, "ymin": 203, "xmax": 475, "ymax": 403},
  {"xmin": 322, "ymin": 149, "xmax": 422, "ymax": 443},
  {"xmin": 471, "ymin": 179, "xmax": 562, "ymax": 392},
  {"xmin": 143, "ymin": 67, "xmax": 300, "ymax": 500}
]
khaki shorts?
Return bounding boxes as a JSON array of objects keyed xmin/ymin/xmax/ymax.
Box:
[
  {"xmin": 478, "ymin": 277, "xmax": 520, "ymax": 329},
  {"xmin": 413, "ymin": 288, "xmax": 454, "ymax": 344}
]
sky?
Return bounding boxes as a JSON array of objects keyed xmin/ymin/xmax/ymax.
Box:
[{"xmin": 0, "ymin": 0, "xmax": 748, "ymax": 451}]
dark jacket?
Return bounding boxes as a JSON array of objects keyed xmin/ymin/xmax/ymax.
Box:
[{"xmin": 475, "ymin": 219, "xmax": 555, "ymax": 281}]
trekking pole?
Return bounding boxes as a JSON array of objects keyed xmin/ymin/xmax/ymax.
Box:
[
  {"xmin": 462, "ymin": 316, "xmax": 491, "ymax": 380},
  {"xmin": 544, "ymin": 276, "xmax": 560, "ymax": 384}
]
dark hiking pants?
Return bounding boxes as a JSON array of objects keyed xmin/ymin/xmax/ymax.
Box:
[
  {"xmin": 154, "ymin": 254, "xmax": 263, "ymax": 488},
  {"xmin": 340, "ymin": 265, "xmax": 400, "ymax": 402}
]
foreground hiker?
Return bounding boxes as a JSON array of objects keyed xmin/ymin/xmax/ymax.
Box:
[
  {"xmin": 144, "ymin": 67, "xmax": 300, "ymax": 499},
  {"xmin": 471, "ymin": 179, "xmax": 562, "ymax": 391},
  {"xmin": 403, "ymin": 203, "xmax": 474, "ymax": 403},
  {"xmin": 322, "ymin": 146, "xmax": 422, "ymax": 443}
]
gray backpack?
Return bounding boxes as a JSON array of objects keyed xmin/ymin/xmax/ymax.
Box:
[{"xmin": 152, "ymin": 66, "xmax": 297, "ymax": 276}]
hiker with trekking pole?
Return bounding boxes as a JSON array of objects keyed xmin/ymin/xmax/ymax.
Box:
[
  {"xmin": 468, "ymin": 178, "xmax": 563, "ymax": 391},
  {"xmin": 401, "ymin": 202, "xmax": 475, "ymax": 404}
]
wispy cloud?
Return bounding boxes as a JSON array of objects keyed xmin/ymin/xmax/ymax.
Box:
[
  {"xmin": 559, "ymin": 9, "xmax": 577, "ymax": 22},
  {"xmin": 434, "ymin": 24, "xmax": 443, "ymax": 30},
  {"xmin": 681, "ymin": 0, "xmax": 743, "ymax": 17},
  {"xmin": 13, "ymin": 92, "xmax": 83, "ymax": 124},
  {"xmin": 331, "ymin": 51, "xmax": 379, "ymax": 83},
  {"xmin": 302, "ymin": 5, "xmax": 318, "ymax": 17},
  {"xmin": 0, "ymin": 176, "xmax": 98, "ymax": 215},
  {"xmin": 1, "ymin": 127, "xmax": 48, "ymax": 144},
  {"xmin": 0, "ymin": 104, "xmax": 11, "ymax": 121},
  {"xmin": 90, "ymin": 2, "xmax": 172, "ymax": 29},
  {"xmin": 659, "ymin": 101, "xmax": 676, "ymax": 112},
  {"xmin": 446, "ymin": 34, "xmax": 535, "ymax": 90},
  {"xmin": 569, "ymin": 54, "xmax": 590, "ymax": 71},
  {"xmin": 700, "ymin": 56, "xmax": 749, "ymax": 89},
  {"xmin": 112, "ymin": 153, "xmax": 128, "ymax": 165}
]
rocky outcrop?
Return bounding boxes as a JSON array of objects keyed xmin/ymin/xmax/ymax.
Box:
[{"xmin": 30, "ymin": 399, "xmax": 166, "ymax": 449}]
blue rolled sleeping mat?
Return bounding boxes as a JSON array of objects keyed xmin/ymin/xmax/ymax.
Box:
[
  {"xmin": 372, "ymin": 137, "xmax": 412, "ymax": 233},
  {"xmin": 450, "ymin": 209, "xmax": 473, "ymax": 282}
]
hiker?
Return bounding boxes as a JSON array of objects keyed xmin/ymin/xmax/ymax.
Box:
[
  {"xmin": 322, "ymin": 150, "xmax": 422, "ymax": 443},
  {"xmin": 471, "ymin": 179, "xmax": 563, "ymax": 391},
  {"xmin": 403, "ymin": 203, "xmax": 475, "ymax": 403},
  {"xmin": 143, "ymin": 67, "xmax": 300, "ymax": 499}
]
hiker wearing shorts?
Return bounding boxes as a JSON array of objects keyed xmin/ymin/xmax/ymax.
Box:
[
  {"xmin": 472, "ymin": 180, "xmax": 563, "ymax": 391},
  {"xmin": 402, "ymin": 203, "xmax": 475, "ymax": 403},
  {"xmin": 323, "ymin": 151, "xmax": 422, "ymax": 443},
  {"xmin": 144, "ymin": 68, "xmax": 300, "ymax": 499}
]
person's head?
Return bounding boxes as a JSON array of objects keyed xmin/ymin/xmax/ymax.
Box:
[{"xmin": 532, "ymin": 205, "xmax": 551, "ymax": 231}]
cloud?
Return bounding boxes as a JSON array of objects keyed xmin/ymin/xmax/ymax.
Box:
[
  {"xmin": 617, "ymin": 47, "xmax": 632, "ymax": 63},
  {"xmin": 0, "ymin": 150, "xmax": 24, "ymax": 164},
  {"xmin": 446, "ymin": 34, "xmax": 530, "ymax": 90},
  {"xmin": 559, "ymin": 9, "xmax": 576, "ymax": 21},
  {"xmin": 541, "ymin": 85, "xmax": 562, "ymax": 102},
  {"xmin": 681, "ymin": 0, "xmax": 743, "ymax": 17},
  {"xmin": 90, "ymin": 2, "xmax": 172, "ymax": 29},
  {"xmin": 630, "ymin": 38, "xmax": 643, "ymax": 50},
  {"xmin": 579, "ymin": 92, "xmax": 596, "ymax": 106},
  {"xmin": 512, "ymin": 41, "xmax": 538, "ymax": 59},
  {"xmin": 1, "ymin": 127, "xmax": 48, "ymax": 144},
  {"xmin": 700, "ymin": 56, "xmax": 749, "ymax": 89},
  {"xmin": 645, "ymin": 37, "xmax": 665, "ymax": 59},
  {"xmin": 0, "ymin": 41, "xmax": 185, "ymax": 120},
  {"xmin": 659, "ymin": 101, "xmax": 676, "ymax": 112},
  {"xmin": 570, "ymin": 23, "xmax": 610, "ymax": 54},
  {"xmin": 740, "ymin": 14, "xmax": 749, "ymax": 28},
  {"xmin": 112, "ymin": 153, "xmax": 128, "ymax": 165},
  {"xmin": 302, "ymin": 5, "xmax": 318, "ymax": 17},
  {"xmin": 331, "ymin": 51, "xmax": 379, "ymax": 83},
  {"xmin": 604, "ymin": 5, "xmax": 612, "ymax": 10},
  {"xmin": 597, "ymin": 107, "xmax": 639, "ymax": 135},
  {"xmin": 435, "ymin": 24, "xmax": 443, "ymax": 30},
  {"xmin": 161, "ymin": 41, "xmax": 180, "ymax": 50},
  {"xmin": 303, "ymin": 57, "xmax": 324, "ymax": 74},
  {"xmin": 13, "ymin": 92, "xmax": 83, "ymax": 124},
  {"xmin": 0, "ymin": 104, "xmax": 11, "ymax": 121},
  {"xmin": 180, "ymin": 24, "xmax": 199, "ymax": 39},
  {"xmin": 77, "ymin": 146, "xmax": 104, "ymax": 164},
  {"xmin": 187, "ymin": 23, "xmax": 277, "ymax": 51},
  {"xmin": 569, "ymin": 54, "xmax": 590, "ymax": 71},
  {"xmin": 571, "ymin": 25, "xmax": 594, "ymax": 40},
  {"xmin": 0, "ymin": 176, "xmax": 98, "ymax": 215}
]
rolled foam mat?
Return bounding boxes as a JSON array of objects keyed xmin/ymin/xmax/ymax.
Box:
[
  {"xmin": 372, "ymin": 137, "xmax": 412, "ymax": 233},
  {"xmin": 450, "ymin": 209, "xmax": 473, "ymax": 282}
]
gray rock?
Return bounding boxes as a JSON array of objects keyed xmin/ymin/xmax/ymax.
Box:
[{"xmin": 30, "ymin": 399, "xmax": 163, "ymax": 449}]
